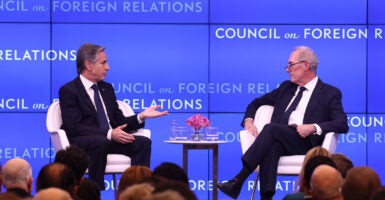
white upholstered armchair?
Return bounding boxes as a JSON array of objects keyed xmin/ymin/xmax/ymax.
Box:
[
  {"xmin": 46, "ymin": 100, "xmax": 151, "ymax": 194},
  {"xmin": 239, "ymin": 105, "xmax": 338, "ymax": 200}
]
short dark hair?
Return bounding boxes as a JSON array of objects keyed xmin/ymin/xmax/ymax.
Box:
[
  {"xmin": 331, "ymin": 153, "xmax": 353, "ymax": 178},
  {"xmin": 76, "ymin": 43, "xmax": 105, "ymax": 74},
  {"xmin": 153, "ymin": 162, "xmax": 189, "ymax": 185},
  {"xmin": 153, "ymin": 180, "xmax": 197, "ymax": 200},
  {"xmin": 77, "ymin": 178, "xmax": 101, "ymax": 200},
  {"xmin": 54, "ymin": 145, "xmax": 90, "ymax": 182}
]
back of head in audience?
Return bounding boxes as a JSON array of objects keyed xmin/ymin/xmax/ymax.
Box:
[
  {"xmin": 153, "ymin": 180, "xmax": 197, "ymax": 200},
  {"xmin": 152, "ymin": 189, "xmax": 185, "ymax": 200},
  {"xmin": 304, "ymin": 155, "xmax": 337, "ymax": 191},
  {"xmin": 77, "ymin": 178, "xmax": 100, "ymax": 200},
  {"xmin": 331, "ymin": 153, "xmax": 353, "ymax": 178},
  {"xmin": 152, "ymin": 162, "xmax": 189, "ymax": 185},
  {"xmin": 36, "ymin": 163, "xmax": 77, "ymax": 198},
  {"xmin": 298, "ymin": 146, "xmax": 331, "ymax": 193},
  {"xmin": 2, "ymin": 158, "xmax": 33, "ymax": 197},
  {"xmin": 54, "ymin": 145, "xmax": 90, "ymax": 183},
  {"xmin": 310, "ymin": 164, "xmax": 343, "ymax": 200},
  {"xmin": 118, "ymin": 165, "xmax": 152, "ymax": 195},
  {"xmin": 138, "ymin": 175, "xmax": 168, "ymax": 189},
  {"xmin": 34, "ymin": 188, "xmax": 73, "ymax": 200},
  {"xmin": 118, "ymin": 182, "xmax": 154, "ymax": 200},
  {"xmin": 342, "ymin": 166, "xmax": 381, "ymax": 200}
]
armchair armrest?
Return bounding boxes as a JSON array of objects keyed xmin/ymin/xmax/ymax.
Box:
[
  {"xmin": 49, "ymin": 129, "xmax": 70, "ymax": 152},
  {"xmin": 240, "ymin": 130, "xmax": 255, "ymax": 154},
  {"xmin": 321, "ymin": 132, "xmax": 338, "ymax": 153}
]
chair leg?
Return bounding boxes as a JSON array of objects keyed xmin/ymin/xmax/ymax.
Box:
[{"xmin": 250, "ymin": 174, "xmax": 259, "ymax": 200}]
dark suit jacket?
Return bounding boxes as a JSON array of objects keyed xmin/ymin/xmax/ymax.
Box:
[
  {"xmin": 6, "ymin": 188, "xmax": 33, "ymax": 198},
  {"xmin": 59, "ymin": 76, "xmax": 144, "ymax": 139},
  {"xmin": 242, "ymin": 79, "xmax": 348, "ymax": 146}
]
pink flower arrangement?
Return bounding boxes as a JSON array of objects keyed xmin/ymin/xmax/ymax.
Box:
[{"xmin": 186, "ymin": 114, "xmax": 210, "ymax": 130}]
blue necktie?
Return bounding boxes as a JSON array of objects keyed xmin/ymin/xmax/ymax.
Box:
[
  {"xmin": 280, "ymin": 86, "xmax": 306, "ymax": 125},
  {"xmin": 91, "ymin": 84, "xmax": 109, "ymax": 129}
]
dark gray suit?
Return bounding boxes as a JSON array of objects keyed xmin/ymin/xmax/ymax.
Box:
[
  {"xmin": 241, "ymin": 79, "xmax": 348, "ymax": 197},
  {"xmin": 59, "ymin": 76, "xmax": 151, "ymax": 189}
]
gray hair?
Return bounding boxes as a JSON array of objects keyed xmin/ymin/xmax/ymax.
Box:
[
  {"xmin": 293, "ymin": 46, "xmax": 319, "ymax": 73},
  {"xmin": 2, "ymin": 158, "xmax": 32, "ymax": 188}
]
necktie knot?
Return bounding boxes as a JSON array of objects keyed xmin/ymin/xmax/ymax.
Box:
[
  {"xmin": 299, "ymin": 86, "xmax": 306, "ymax": 93},
  {"xmin": 91, "ymin": 84, "xmax": 99, "ymax": 92}
]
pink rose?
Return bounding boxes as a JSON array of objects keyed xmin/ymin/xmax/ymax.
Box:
[{"xmin": 186, "ymin": 114, "xmax": 210, "ymax": 129}]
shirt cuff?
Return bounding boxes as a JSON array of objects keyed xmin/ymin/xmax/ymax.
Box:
[
  {"xmin": 107, "ymin": 129, "xmax": 112, "ymax": 140},
  {"xmin": 137, "ymin": 113, "xmax": 144, "ymax": 124},
  {"xmin": 313, "ymin": 124, "xmax": 322, "ymax": 135}
]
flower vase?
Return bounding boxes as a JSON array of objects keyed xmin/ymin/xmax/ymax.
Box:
[{"xmin": 191, "ymin": 128, "xmax": 204, "ymax": 141}]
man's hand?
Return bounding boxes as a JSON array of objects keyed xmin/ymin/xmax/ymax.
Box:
[
  {"xmin": 244, "ymin": 119, "xmax": 259, "ymax": 137},
  {"xmin": 139, "ymin": 105, "xmax": 168, "ymax": 120},
  {"xmin": 296, "ymin": 124, "xmax": 316, "ymax": 138},
  {"xmin": 111, "ymin": 124, "xmax": 135, "ymax": 144}
]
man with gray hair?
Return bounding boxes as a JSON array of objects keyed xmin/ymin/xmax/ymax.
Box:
[
  {"xmin": 217, "ymin": 46, "xmax": 348, "ymax": 199},
  {"xmin": 2, "ymin": 158, "xmax": 33, "ymax": 198}
]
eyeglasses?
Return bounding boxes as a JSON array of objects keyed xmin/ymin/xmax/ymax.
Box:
[{"xmin": 285, "ymin": 60, "xmax": 307, "ymax": 71}]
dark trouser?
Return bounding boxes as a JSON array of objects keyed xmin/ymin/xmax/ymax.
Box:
[
  {"xmin": 69, "ymin": 135, "xmax": 151, "ymax": 189},
  {"xmin": 241, "ymin": 123, "xmax": 312, "ymax": 197}
]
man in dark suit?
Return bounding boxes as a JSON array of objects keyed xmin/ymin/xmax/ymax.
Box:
[
  {"xmin": 217, "ymin": 46, "xmax": 349, "ymax": 199},
  {"xmin": 59, "ymin": 43, "xmax": 168, "ymax": 189}
]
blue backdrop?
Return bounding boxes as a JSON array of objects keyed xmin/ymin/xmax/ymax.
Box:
[{"xmin": 0, "ymin": 0, "xmax": 384, "ymax": 199}]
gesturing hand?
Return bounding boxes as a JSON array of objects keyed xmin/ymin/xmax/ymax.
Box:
[
  {"xmin": 111, "ymin": 124, "xmax": 135, "ymax": 144},
  {"xmin": 139, "ymin": 105, "xmax": 168, "ymax": 120}
]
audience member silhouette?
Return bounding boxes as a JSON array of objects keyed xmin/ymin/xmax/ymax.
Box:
[
  {"xmin": 54, "ymin": 145, "xmax": 90, "ymax": 184},
  {"xmin": 304, "ymin": 155, "xmax": 337, "ymax": 196},
  {"xmin": 2, "ymin": 158, "xmax": 33, "ymax": 198},
  {"xmin": 118, "ymin": 182, "xmax": 154, "ymax": 200},
  {"xmin": 137, "ymin": 175, "xmax": 168, "ymax": 189},
  {"xmin": 152, "ymin": 162, "xmax": 189, "ymax": 185},
  {"xmin": 283, "ymin": 147, "xmax": 331, "ymax": 200},
  {"xmin": 310, "ymin": 165, "xmax": 343, "ymax": 200},
  {"xmin": 118, "ymin": 165, "xmax": 152, "ymax": 196},
  {"xmin": 35, "ymin": 163, "xmax": 77, "ymax": 198},
  {"xmin": 152, "ymin": 180, "xmax": 197, "ymax": 200},
  {"xmin": 330, "ymin": 153, "xmax": 353, "ymax": 178},
  {"xmin": 34, "ymin": 188, "xmax": 73, "ymax": 200},
  {"xmin": 151, "ymin": 189, "xmax": 185, "ymax": 200},
  {"xmin": 77, "ymin": 178, "xmax": 100, "ymax": 200},
  {"xmin": 342, "ymin": 166, "xmax": 382, "ymax": 200}
]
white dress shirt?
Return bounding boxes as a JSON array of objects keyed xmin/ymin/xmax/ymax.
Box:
[{"xmin": 287, "ymin": 76, "xmax": 322, "ymax": 135}]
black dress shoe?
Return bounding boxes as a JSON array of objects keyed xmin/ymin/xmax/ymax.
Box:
[{"xmin": 217, "ymin": 178, "xmax": 242, "ymax": 199}]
